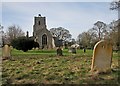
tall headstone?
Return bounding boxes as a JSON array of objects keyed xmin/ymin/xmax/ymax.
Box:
[
  {"xmin": 2, "ymin": 44, "xmax": 11, "ymax": 60},
  {"xmin": 90, "ymin": 40, "xmax": 112, "ymax": 73}
]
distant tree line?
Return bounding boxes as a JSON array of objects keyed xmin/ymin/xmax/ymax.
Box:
[
  {"xmin": 76, "ymin": 1, "xmax": 120, "ymax": 50},
  {"xmin": 76, "ymin": 20, "xmax": 119, "ymax": 50}
]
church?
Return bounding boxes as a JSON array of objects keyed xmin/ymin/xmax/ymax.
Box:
[{"xmin": 33, "ymin": 14, "xmax": 55, "ymax": 49}]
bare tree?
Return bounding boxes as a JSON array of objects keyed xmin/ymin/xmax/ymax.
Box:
[
  {"xmin": 0, "ymin": 24, "xmax": 4, "ymax": 47},
  {"xmin": 77, "ymin": 21, "xmax": 108, "ymax": 49},
  {"xmin": 110, "ymin": 0, "xmax": 120, "ymax": 50},
  {"xmin": 93, "ymin": 21, "xmax": 107, "ymax": 40},
  {"xmin": 108, "ymin": 20, "xmax": 119, "ymax": 50},
  {"xmin": 6, "ymin": 25, "xmax": 25, "ymax": 43},
  {"xmin": 77, "ymin": 32, "xmax": 91, "ymax": 48},
  {"xmin": 87, "ymin": 28, "xmax": 99, "ymax": 48}
]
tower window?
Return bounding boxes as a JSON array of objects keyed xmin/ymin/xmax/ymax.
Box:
[{"xmin": 38, "ymin": 21, "xmax": 40, "ymax": 25}]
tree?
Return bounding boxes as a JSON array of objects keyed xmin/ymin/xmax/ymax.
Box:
[
  {"xmin": 50, "ymin": 27, "xmax": 72, "ymax": 46},
  {"xmin": 92, "ymin": 21, "xmax": 107, "ymax": 40},
  {"xmin": 50, "ymin": 27, "xmax": 72, "ymax": 41},
  {"xmin": 110, "ymin": 0, "xmax": 120, "ymax": 10},
  {"xmin": 110, "ymin": 0, "xmax": 120, "ymax": 50},
  {"xmin": 0, "ymin": 24, "xmax": 4, "ymax": 47},
  {"xmin": 108, "ymin": 20, "xmax": 119, "ymax": 50},
  {"xmin": 77, "ymin": 21, "xmax": 108, "ymax": 49},
  {"xmin": 87, "ymin": 28, "xmax": 99, "ymax": 48},
  {"xmin": 6, "ymin": 25, "xmax": 25, "ymax": 43},
  {"xmin": 77, "ymin": 32, "xmax": 91, "ymax": 48}
]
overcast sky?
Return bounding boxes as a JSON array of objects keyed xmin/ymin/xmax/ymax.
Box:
[{"xmin": 1, "ymin": 1, "xmax": 118, "ymax": 39}]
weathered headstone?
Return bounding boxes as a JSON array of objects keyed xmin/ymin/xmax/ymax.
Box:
[
  {"xmin": 57, "ymin": 47, "xmax": 63, "ymax": 56},
  {"xmin": 90, "ymin": 40, "xmax": 112, "ymax": 73},
  {"xmin": 71, "ymin": 48, "xmax": 76, "ymax": 54},
  {"xmin": 35, "ymin": 47, "xmax": 39, "ymax": 50},
  {"xmin": 2, "ymin": 44, "xmax": 11, "ymax": 60},
  {"xmin": 83, "ymin": 47, "xmax": 86, "ymax": 53},
  {"xmin": 68, "ymin": 47, "xmax": 72, "ymax": 53}
]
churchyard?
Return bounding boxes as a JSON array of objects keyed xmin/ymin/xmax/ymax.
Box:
[
  {"xmin": 1, "ymin": 1, "xmax": 120, "ymax": 85},
  {"xmin": 2, "ymin": 48, "xmax": 119, "ymax": 85}
]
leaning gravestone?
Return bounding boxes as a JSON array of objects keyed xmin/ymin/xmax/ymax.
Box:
[
  {"xmin": 57, "ymin": 47, "xmax": 63, "ymax": 56},
  {"xmin": 90, "ymin": 40, "xmax": 112, "ymax": 73},
  {"xmin": 2, "ymin": 44, "xmax": 11, "ymax": 60}
]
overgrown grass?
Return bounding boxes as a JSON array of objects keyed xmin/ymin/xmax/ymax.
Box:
[
  {"xmin": 11, "ymin": 49, "xmax": 93, "ymax": 56},
  {"xmin": 2, "ymin": 49, "xmax": 119, "ymax": 85},
  {"xmin": 11, "ymin": 48, "xmax": 119, "ymax": 59}
]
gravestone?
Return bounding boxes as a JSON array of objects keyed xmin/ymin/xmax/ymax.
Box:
[
  {"xmin": 2, "ymin": 44, "xmax": 11, "ymax": 60},
  {"xmin": 56, "ymin": 47, "xmax": 63, "ymax": 56},
  {"xmin": 68, "ymin": 47, "xmax": 72, "ymax": 53},
  {"xmin": 35, "ymin": 47, "xmax": 39, "ymax": 50},
  {"xmin": 90, "ymin": 40, "xmax": 112, "ymax": 73},
  {"xmin": 71, "ymin": 48, "xmax": 76, "ymax": 54},
  {"xmin": 83, "ymin": 47, "xmax": 86, "ymax": 53}
]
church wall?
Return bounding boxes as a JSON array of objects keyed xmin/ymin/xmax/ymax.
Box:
[{"xmin": 36, "ymin": 29, "xmax": 53, "ymax": 49}]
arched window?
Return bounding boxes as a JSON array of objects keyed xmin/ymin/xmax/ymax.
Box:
[{"xmin": 42, "ymin": 34, "xmax": 47, "ymax": 46}]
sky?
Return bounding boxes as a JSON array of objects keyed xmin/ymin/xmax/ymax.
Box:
[{"xmin": 0, "ymin": 1, "xmax": 118, "ymax": 39}]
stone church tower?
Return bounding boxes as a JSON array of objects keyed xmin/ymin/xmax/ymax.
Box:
[{"xmin": 33, "ymin": 14, "xmax": 55, "ymax": 49}]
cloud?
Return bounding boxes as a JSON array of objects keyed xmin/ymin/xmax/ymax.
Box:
[{"xmin": 2, "ymin": 2, "xmax": 117, "ymax": 39}]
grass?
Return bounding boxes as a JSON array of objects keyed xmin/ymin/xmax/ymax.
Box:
[{"xmin": 2, "ymin": 49, "xmax": 120, "ymax": 85}]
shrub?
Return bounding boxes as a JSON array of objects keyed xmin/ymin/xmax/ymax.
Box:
[{"xmin": 11, "ymin": 36, "xmax": 35, "ymax": 52}]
